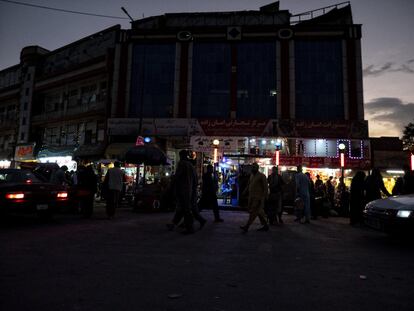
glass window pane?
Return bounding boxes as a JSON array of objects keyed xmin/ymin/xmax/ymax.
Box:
[
  {"xmin": 295, "ymin": 40, "xmax": 344, "ymax": 120},
  {"xmin": 130, "ymin": 44, "xmax": 176, "ymax": 118},
  {"xmin": 237, "ymin": 42, "xmax": 277, "ymax": 118},
  {"xmin": 191, "ymin": 43, "xmax": 231, "ymax": 118}
]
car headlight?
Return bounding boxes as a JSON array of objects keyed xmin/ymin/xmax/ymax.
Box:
[
  {"xmin": 396, "ymin": 210, "xmax": 412, "ymax": 218},
  {"xmin": 364, "ymin": 202, "xmax": 373, "ymax": 211}
]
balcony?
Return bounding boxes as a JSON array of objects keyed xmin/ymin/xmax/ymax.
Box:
[
  {"xmin": 32, "ymin": 100, "xmax": 106, "ymax": 123},
  {"xmin": 0, "ymin": 119, "xmax": 17, "ymax": 131}
]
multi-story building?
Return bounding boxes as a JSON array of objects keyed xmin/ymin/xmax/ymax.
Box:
[
  {"xmin": 0, "ymin": 1, "xmax": 371, "ymax": 189},
  {"xmin": 0, "ymin": 25, "xmax": 128, "ymax": 169},
  {"xmin": 0, "ymin": 65, "xmax": 20, "ymax": 167},
  {"xmin": 108, "ymin": 1, "xmax": 370, "ymax": 183}
]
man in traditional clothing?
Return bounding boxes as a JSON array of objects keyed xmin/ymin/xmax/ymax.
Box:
[{"xmin": 240, "ymin": 162, "xmax": 269, "ymax": 233}]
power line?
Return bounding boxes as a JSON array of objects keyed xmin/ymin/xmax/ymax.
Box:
[{"xmin": 0, "ymin": 0, "xmax": 130, "ymax": 20}]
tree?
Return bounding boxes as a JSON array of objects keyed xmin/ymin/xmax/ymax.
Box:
[{"xmin": 402, "ymin": 122, "xmax": 414, "ymax": 151}]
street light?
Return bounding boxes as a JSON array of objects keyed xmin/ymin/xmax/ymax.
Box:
[
  {"xmin": 213, "ymin": 139, "xmax": 219, "ymax": 163},
  {"xmin": 274, "ymin": 139, "xmax": 282, "ymax": 172},
  {"xmin": 338, "ymin": 142, "xmax": 346, "ymax": 180}
]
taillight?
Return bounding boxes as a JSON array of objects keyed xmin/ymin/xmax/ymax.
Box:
[
  {"xmin": 57, "ymin": 192, "xmax": 68, "ymax": 199},
  {"xmin": 6, "ymin": 193, "xmax": 25, "ymax": 199}
]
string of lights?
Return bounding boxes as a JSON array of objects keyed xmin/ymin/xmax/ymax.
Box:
[{"xmin": 0, "ymin": 0, "xmax": 129, "ymax": 20}]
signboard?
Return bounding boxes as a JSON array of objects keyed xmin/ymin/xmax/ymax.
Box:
[
  {"xmin": 14, "ymin": 144, "xmax": 35, "ymax": 161},
  {"xmin": 190, "ymin": 136, "xmax": 242, "ymax": 152},
  {"xmin": 198, "ymin": 119, "xmax": 272, "ymax": 136},
  {"xmin": 275, "ymin": 120, "xmax": 369, "ymax": 139},
  {"xmin": 108, "ymin": 118, "xmax": 369, "ymax": 139},
  {"xmin": 277, "ymin": 156, "xmax": 371, "ymax": 170}
]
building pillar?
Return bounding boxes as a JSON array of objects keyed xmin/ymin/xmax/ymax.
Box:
[{"xmin": 280, "ymin": 40, "xmax": 290, "ymax": 119}]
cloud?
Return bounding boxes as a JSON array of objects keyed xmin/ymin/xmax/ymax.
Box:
[
  {"xmin": 363, "ymin": 60, "xmax": 414, "ymax": 77},
  {"xmin": 365, "ymin": 97, "xmax": 414, "ymax": 136}
]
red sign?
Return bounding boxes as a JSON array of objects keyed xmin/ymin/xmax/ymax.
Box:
[
  {"xmin": 199, "ymin": 119, "xmax": 270, "ymax": 136},
  {"xmin": 135, "ymin": 136, "xmax": 144, "ymax": 146},
  {"xmin": 15, "ymin": 144, "xmax": 35, "ymax": 160}
]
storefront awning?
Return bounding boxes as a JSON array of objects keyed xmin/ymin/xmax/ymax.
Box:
[
  {"xmin": 73, "ymin": 143, "xmax": 106, "ymax": 158},
  {"xmin": 37, "ymin": 146, "xmax": 75, "ymax": 158},
  {"xmin": 104, "ymin": 143, "xmax": 135, "ymax": 160}
]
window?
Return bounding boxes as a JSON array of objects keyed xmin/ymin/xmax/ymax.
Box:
[
  {"xmin": 25, "ymin": 88, "xmax": 30, "ymax": 96},
  {"xmin": 65, "ymin": 124, "xmax": 77, "ymax": 145},
  {"xmin": 24, "ymin": 102, "xmax": 28, "ymax": 110},
  {"xmin": 130, "ymin": 44, "xmax": 176, "ymax": 117},
  {"xmin": 84, "ymin": 130, "xmax": 92, "ymax": 144},
  {"xmin": 295, "ymin": 40, "xmax": 344, "ymax": 120},
  {"xmin": 80, "ymin": 84, "xmax": 97, "ymax": 105},
  {"xmin": 192, "ymin": 43, "xmax": 231, "ymax": 118},
  {"xmin": 44, "ymin": 93, "xmax": 60, "ymax": 112},
  {"xmin": 237, "ymin": 42, "xmax": 277, "ymax": 118},
  {"xmin": 22, "ymin": 117, "xmax": 26, "ymax": 126},
  {"xmin": 68, "ymin": 89, "xmax": 79, "ymax": 107},
  {"xmin": 45, "ymin": 127, "xmax": 60, "ymax": 145},
  {"xmin": 350, "ymin": 140, "xmax": 363, "ymax": 158},
  {"xmin": 20, "ymin": 133, "xmax": 25, "ymax": 141}
]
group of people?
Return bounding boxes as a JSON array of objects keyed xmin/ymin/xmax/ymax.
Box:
[
  {"xmin": 166, "ymin": 150, "xmax": 224, "ymax": 234},
  {"xmin": 349, "ymin": 167, "xmax": 414, "ymax": 226},
  {"xmin": 48, "ymin": 161, "xmax": 125, "ymax": 219},
  {"xmin": 167, "ymin": 151, "xmax": 287, "ymax": 234},
  {"xmin": 46, "ymin": 155, "xmax": 414, "ymax": 230}
]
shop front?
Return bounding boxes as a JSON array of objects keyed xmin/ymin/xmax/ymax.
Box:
[
  {"xmin": 108, "ymin": 118, "xmax": 371, "ymax": 208},
  {"xmin": 190, "ymin": 135, "xmax": 371, "ymax": 208},
  {"xmin": 36, "ymin": 145, "xmax": 77, "ymax": 171}
]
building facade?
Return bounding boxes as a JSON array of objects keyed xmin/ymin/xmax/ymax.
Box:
[
  {"xmin": 0, "ymin": 25, "xmax": 128, "ymax": 168},
  {"xmin": 0, "ymin": 1, "xmax": 371, "ymax": 184},
  {"xmin": 108, "ymin": 1, "xmax": 369, "ymax": 180}
]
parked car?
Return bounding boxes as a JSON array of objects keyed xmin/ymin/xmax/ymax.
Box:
[
  {"xmin": 363, "ymin": 194, "xmax": 414, "ymax": 233},
  {"xmin": 0, "ymin": 169, "xmax": 69, "ymax": 219}
]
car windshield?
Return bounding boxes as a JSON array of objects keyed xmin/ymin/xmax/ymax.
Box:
[{"xmin": 0, "ymin": 170, "xmax": 42, "ymax": 183}]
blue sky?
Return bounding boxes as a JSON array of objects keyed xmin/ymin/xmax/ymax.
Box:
[{"xmin": 0, "ymin": 0, "xmax": 413, "ymax": 137}]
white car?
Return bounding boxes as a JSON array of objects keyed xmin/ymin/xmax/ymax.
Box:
[{"xmin": 363, "ymin": 194, "xmax": 414, "ymax": 233}]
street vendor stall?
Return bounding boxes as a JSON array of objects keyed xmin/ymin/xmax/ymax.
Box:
[{"xmin": 124, "ymin": 144, "xmax": 172, "ymax": 211}]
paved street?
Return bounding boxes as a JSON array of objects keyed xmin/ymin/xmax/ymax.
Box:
[{"xmin": 1, "ymin": 207, "xmax": 414, "ymax": 311}]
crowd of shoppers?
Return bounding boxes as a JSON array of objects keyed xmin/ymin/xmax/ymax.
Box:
[{"xmin": 43, "ymin": 152, "xmax": 414, "ymax": 231}]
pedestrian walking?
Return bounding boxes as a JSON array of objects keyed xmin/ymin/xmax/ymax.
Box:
[
  {"xmin": 77, "ymin": 165, "xmax": 98, "ymax": 218},
  {"xmin": 314, "ymin": 174, "xmax": 327, "ymax": 217},
  {"xmin": 325, "ymin": 176, "xmax": 335, "ymax": 211},
  {"xmin": 365, "ymin": 168, "xmax": 391, "ymax": 203},
  {"xmin": 104, "ymin": 161, "xmax": 125, "ymax": 219},
  {"xmin": 267, "ymin": 166, "xmax": 284, "ymax": 224},
  {"xmin": 240, "ymin": 162, "xmax": 269, "ymax": 233},
  {"xmin": 200, "ymin": 164, "xmax": 223, "ymax": 222},
  {"xmin": 349, "ymin": 171, "xmax": 366, "ymax": 225},
  {"xmin": 305, "ymin": 172, "xmax": 316, "ymax": 219},
  {"xmin": 167, "ymin": 150, "xmax": 204, "ymax": 234},
  {"xmin": 295, "ymin": 165, "xmax": 311, "ymax": 224}
]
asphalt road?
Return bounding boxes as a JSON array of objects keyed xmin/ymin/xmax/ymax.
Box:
[{"xmin": 1, "ymin": 207, "xmax": 414, "ymax": 311}]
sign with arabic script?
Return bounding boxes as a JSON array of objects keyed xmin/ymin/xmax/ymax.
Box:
[
  {"xmin": 198, "ymin": 119, "xmax": 273, "ymax": 136},
  {"xmin": 15, "ymin": 144, "xmax": 35, "ymax": 161}
]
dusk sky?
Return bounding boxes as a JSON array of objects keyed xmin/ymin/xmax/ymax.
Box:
[{"xmin": 1, "ymin": 0, "xmax": 413, "ymax": 137}]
